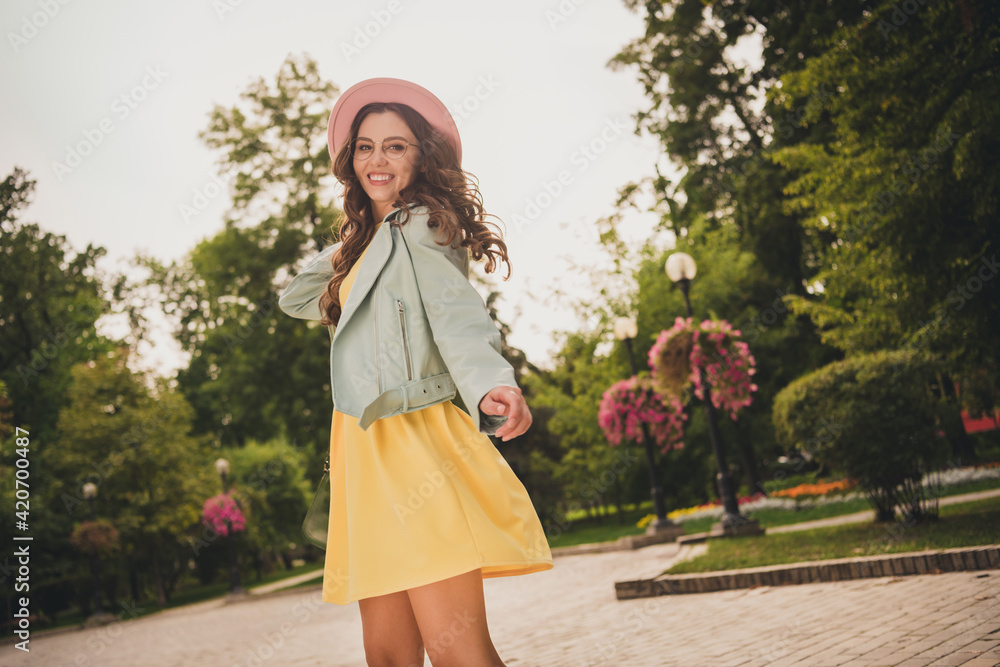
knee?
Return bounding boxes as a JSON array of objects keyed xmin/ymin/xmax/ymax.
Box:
[{"xmin": 364, "ymin": 641, "xmax": 425, "ymax": 667}]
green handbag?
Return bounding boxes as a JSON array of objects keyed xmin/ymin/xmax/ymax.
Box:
[
  {"xmin": 302, "ymin": 324, "xmax": 335, "ymax": 550},
  {"xmin": 301, "ymin": 454, "xmax": 330, "ymax": 550}
]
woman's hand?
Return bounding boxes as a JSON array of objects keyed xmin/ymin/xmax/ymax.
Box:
[{"xmin": 479, "ymin": 386, "xmax": 532, "ymax": 442}]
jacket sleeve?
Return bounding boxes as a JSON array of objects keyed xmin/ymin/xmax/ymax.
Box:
[
  {"xmin": 278, "ymin": 242, "xmax": 341, "ymax": 321},
  {"xmin": 401, "ymin": 215, "xmax": 516, "ymax": 436}
]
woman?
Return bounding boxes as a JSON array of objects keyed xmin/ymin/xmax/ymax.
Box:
[{"xmin": 278, "ymin": 77, "xmax": 553, "ymax": 667}]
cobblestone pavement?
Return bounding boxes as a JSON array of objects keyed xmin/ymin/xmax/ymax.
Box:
[{"xmin": 3, "ymin": 542, "xmax": 998, "ymax": 666}]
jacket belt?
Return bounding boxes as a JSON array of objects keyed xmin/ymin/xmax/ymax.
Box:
[{"xmin": 357, "ymin": 373, "xmax": 458, "ymax": 430}]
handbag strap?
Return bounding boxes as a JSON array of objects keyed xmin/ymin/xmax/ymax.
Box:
[{"xmin": 324, "ymin": 324, "xmax": 333, "ymax": 475}]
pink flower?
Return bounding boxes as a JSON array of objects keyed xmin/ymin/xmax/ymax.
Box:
[
  {"xmin": 648, "ymin": 317, "xmax": 758, "ymax": 420},
  {"xmin": 598, "ymin": 376, "xmax": 687, "ymax": 454},
  {"xmin": 202, "ymin": 493, "xmax": 247, "ymax": 536}
]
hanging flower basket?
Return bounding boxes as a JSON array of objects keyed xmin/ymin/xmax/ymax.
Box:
[
  {"xmin": 648, "ymin": 316, "xmax": 758, "ymax": 420},
  {"xmin": 202, "ymin": 492, "xmax": 247, "ymax": 536},
  {"xmin": 598, "ymin": 375, "xmax": 687, "ymax": 454},
  {"xmin": 645, "ymin": 321, "xmax": 695, "ymax": 399},
  {"xmin": 70, "ymin": 519, "xmax": 120, "ymax": 558}
]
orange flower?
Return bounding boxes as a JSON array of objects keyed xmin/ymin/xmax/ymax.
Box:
[{"xmin": 772, "ymin": 478, "xmax": 855, "ymax": 499}]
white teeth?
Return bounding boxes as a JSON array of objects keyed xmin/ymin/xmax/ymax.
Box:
[{"xmin": 369, "ymin": 174, "xmax": 393, "ymax": 182}]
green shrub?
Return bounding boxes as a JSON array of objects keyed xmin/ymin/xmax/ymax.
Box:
[{"xmin": 773, "ymin": 349, "xmax": 949, "ymax": 521}]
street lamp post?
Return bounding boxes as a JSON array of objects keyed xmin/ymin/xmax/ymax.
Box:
[
  {"xmin": 665, "ymin": 253, "xmax": 761, "ymax": 536},
  {"xmin": 214, "ymin": 458, "xmax": 245, "ymax": 595},
  {"xmin": 80, "ymin": 482, "xmax": 106, "ymax": 618},
  {"xmin": 614, "ymin": 317, "xmax": 680, "ymax": 536}
]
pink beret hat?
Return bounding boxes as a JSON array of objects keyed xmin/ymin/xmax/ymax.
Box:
[{"xmin": 327, "ymin": 77, "xmax": 462, "ymax": 167}]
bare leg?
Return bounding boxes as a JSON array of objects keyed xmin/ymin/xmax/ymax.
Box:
[
  {"xmin": 358, "ymin": 589, "xmax": 426, "ymax": 667},
  {"xmin": 406, "ymin": 568, "xmax": 505, "ymax": 667}
]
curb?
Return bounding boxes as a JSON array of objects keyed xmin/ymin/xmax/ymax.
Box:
[
  {"xmin": 551, "ymin": 525, "xmax": 685, "ymax": 557},
  {"xmin": 615, "ymin": 545, "xmax": 1000, "ymax": 600},
  {"xmin": 239, "ymin": 581, "xmax": 323, "ymax": 602}
]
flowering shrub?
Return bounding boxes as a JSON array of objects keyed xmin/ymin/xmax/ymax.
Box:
[
  {"xmin": 598, "ymin": 376, "xmax": 687, "ymax": 454},
  {"xmin": 665, "ymin": 491, "xmax": 766, "ymax": 522},
  {"xmin": 925, "ymin": 463, "xmax": 1000, "ymax": 487},
  {"xmin": 648, "ymin": 317, "xmax": 758, "ymax": 420},
  {"xmin": 202, "ymin": 493, "xmax": 246, "ymax": 536},
  {"xmin": 772, "ymin": 479, "xmax": 856, "ymax": 499},
  {"xmin": 70, "ymin": 519, "xmax": 120, "ymax": 557}
]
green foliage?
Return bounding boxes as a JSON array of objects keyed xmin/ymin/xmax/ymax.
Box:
[
  {"xmin": 611, "ymin": 0, "xmax": 863, "ymax": 289},
  {"xmin": 213, "ymin": 438, "xmax": 312, "ymax": 553},
  {"xmin": 530, "ymin": 211, "xmax": 833, "ymax": 515},
  {"xmin": 136, "ymin": 54, "xmax": 343, "ymax": 454},
  {"xmin": 607, "ymin": 0, "xmax": 853, "ymax": 500},
  {"xmin": 199, "ymin": 53, "xmax": 338, "ymax": 230},
  {"xmin": 636, "ymin": 221, "xmax": 831, "ymax": 497},
  {"xmin": 612, "ymin": 0, "xmax": 998, "ymax": 492},
  {"xmin": 52, "ymin": 347, "xmax": 216, "ymax": 604},
  {"xmin": 526, "ymin": 331, "xmax": 646, "ymax": 522},
  {"xmin": 69, "ymin": 519, "xmax": 120, "ymax": 558},
  {"xmin": 771, "ymin": 0, "xmax": 1000, "ymax": 415},
  {"xmin": 482, "ymin": 291, "xmax": 564, "ymax": 525},
  {"xmin": 0, "ymin": 167, "xmax": 115, "ymax": 445},
  {"xmin": 773, "ymin": 349, "xmax": 950, "ymax": 520},
  {"xmin": 0, "ymin": 167, "xmax": 123, "ymax": 620}
]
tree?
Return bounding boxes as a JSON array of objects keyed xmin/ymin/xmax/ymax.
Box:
[
  {"xmin": 527, "ymin": 331, "xmax": 649, "ymax": 525},
  {"xmin": 0, "ymin": 168, "xmax": 122, "ymax": 623},
  {"xmin": 0, "ymin": 167, "xmax": 115, "ymax": 446},
  {"xmin": 481, "ymin": 289, "xmax": 564, "ymax": 523},
  {"xmin": 772, "ymin": 0, "xmax": 1000, "ymax": 458},
  {"xmin": 53, "ymin": 347, "xmax": 216, "ymax": 607},
  {"xmin": 609, "ymin": 0, "xmax": 867, "ymax": 291},
  {"xmin": 207, "ymin": 438, "xmax": 312, "ymax": 580},
  {"xmin": 606, "ymin": 0, "xmax": 853, "ymax": 495},
  {"xmin": 137, "ymin": 54, "xmax": 341, "ymax": 455},
  {"xmin": 199, "ymin": 52, "xmax": 339, "ymax": 239}
]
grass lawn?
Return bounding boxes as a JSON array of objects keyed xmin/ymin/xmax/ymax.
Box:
[
  {"xmin": 547, "ymin": 475, "xmax": 1000, "ymax": 549},
  {"xmin": 547, "ymin": 503, "xmax": 655, "ymax": 549},
  {"xmin": 666, "ymin": 495, "xmax": 1000, "ymax": 575}
]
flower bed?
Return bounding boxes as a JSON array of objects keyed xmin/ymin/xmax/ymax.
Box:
[
  {"xmin": 636, "ymin": 492, "xmax": 768, "ymax": 527},
  {"xmin": 652, "ymin": 465, "xmax": 1000, "ymax": 525},
  {"xmin": 771, "ymin": 478, "xmax": 856, "ymax": 499},
  {"xmin": 924, "ymin": 462, "xmax": 1000, "ymax": 488}
]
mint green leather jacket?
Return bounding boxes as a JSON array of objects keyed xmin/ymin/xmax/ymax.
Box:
[{"xmin": 278, "ymin": 204, "xmax": 514, "ymax": 435}]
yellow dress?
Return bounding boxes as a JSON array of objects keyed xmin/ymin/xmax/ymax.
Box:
[{"xmin": 322, "ymin": 230, "xmax": 554, "ymax": 605}]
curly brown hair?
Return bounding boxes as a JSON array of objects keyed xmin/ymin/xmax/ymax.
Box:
[{"xmin": 317, "ymin": 102, "xmax": 511, "ymax": 327}]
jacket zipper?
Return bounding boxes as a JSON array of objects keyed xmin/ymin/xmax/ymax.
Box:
[
  {"xmin": 397, "ymin": 299, "xmax": 412, "ymax": 381},
  {"xmin": 373, "ymin": 289, "xmax": 381, "ymax": 392}
]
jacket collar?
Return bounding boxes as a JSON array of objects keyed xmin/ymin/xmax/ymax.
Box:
[{"xmin": 332, "ymin": 204, "xmax": 412, "ymax": 337}]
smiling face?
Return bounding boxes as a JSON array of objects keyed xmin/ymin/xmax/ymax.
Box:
[{"xmin": 352, "ymin": 110, "xmax": 420, "ymax": 223}]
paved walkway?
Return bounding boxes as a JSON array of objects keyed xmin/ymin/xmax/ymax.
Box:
[
  {"xmin": 3, "ymin": 541, "xmax": 998, "ymax": 666},
  {"xmin": 183, "ymin": 487, "xmax": 1000, "ymax": 597}
]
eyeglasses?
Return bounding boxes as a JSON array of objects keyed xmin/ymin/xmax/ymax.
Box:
[{"xmin": 351, "ymin": 137, "xmax": 419, "ymax": 161}]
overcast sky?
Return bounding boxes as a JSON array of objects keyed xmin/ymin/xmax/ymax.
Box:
[{"xmin": 0, "ymin": 0, "xmax": 672, "ymax": 377}]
